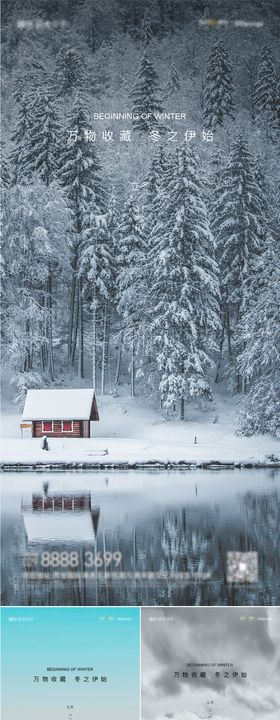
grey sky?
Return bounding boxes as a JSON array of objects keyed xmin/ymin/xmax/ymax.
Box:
[{"xmin": 141, "ymin": 607, "xmax": 280, "ymax": 720}]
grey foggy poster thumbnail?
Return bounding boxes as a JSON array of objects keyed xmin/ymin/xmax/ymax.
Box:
[{"xmin": 141, "ymin": 606, "xmax": 280, "ymax": 720}]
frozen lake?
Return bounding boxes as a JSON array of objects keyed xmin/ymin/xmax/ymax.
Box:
[{"xmin": 1, "ymin": 468, "xmax": 279, "ymax": 606}]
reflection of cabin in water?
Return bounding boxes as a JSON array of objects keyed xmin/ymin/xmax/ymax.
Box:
[
  {"xmin": 22, "ymin": 492, "xmax": 100, "ymax": 544},
  {"xmin": 21, "ymin": 488, "xmax": 101, "ymax": 605},
  {"xmin": 21, "ymin": 389, "xmax": 99, "ymax": 438}
]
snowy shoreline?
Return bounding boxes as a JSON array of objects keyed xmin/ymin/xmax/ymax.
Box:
[
  {"xmin": 1, "ymin": 460, "xmax": 280, "ymax": 471},
  {"xmin": 2, "ymin": 390, "xmax": 279, "ymax": 472}
]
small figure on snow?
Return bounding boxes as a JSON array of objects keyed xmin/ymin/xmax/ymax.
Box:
[{"xmin": 41, "ymin": 435, "xmax": 49, "ymax": 451}]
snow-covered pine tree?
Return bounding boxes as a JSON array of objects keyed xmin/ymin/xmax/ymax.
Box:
[
  {"xmin": 115, "ymin": 0, "xmax": 140, "ymax": 37},
  {"xmin": 203, "ymin": 41, "xmax": 235, "ymax": 131},
  {"xmin": 143, "ymin": 145, "xmax": 170, "ymax": 214},
  {"xmin": 212, "ymin": 135, "xmax": 266, "ymax": 387},
  {"xmin": 0, "ymin": 143, "xmax": 11, "ymax": 189},
  {"xmin": 80, "ymin": 196, "xmax": 117, "ymax": 393},
  {"xmin": 23, "ymin": 88, "xmax": 61, "ymax": 186},
  {"xmin": 138, "ymin": 146, "xmax": 172, "ymax": 395},
  {"xmin": 28, "ymin": 55, "xmax": 49, "ymax": 105},
  {"xmin": 58, "ymin": 102, "xmax": 105, "ymax": 218},
  {"xmin": 57, "ymin": 99, "xmax": 105, "ymax": 377},
  {"xmin": 73, "ymin": 0, "xmax": 115, "ymax": 54},
  {"xmin": 10, "ymin": 86, "xmax": 33, "ymax": 185},
  {"xmin": 16, "ymin": 86, "xmax": 63, "ymax": 380},
  {"xmin": 254, "ymin": 46, "xmax": 276, "ymax": 123},
  {"xmin": 245, "ymin": 55, "xmax": 258, "ymax": 122},
  {"xmin": 141, "ymin": 9, "xmax": 153, "ymax": 46},
  {"xmin": 0, "ymin": 146, "xmax": 8, "ymax": 344},
  {"xmin": 1, "ymin": 184, "xmax": 69, "ymax": 396},
  {"xmin": 9, "ymin": 56, "xmax": 49, "ymax": 185},
  {"xmin": 143, "ymin": 145, "xmax": 171, "ymax": 249},
  {"xmin": 147, "ymin": 146, "xmax": 220, "ymax": 418},
  {"xmin": 53, "ymin": 44, "xmax": 89, "ymax": 97},
  {"xmin": 117, "ymin": 195, "xmax": 147, "ymax": 396},
  {"xmin": 164, "ymin": 59, "xmax": 180, "ymax": 98},
  {"xmin": 130, "ymin": 51, "xmax": 163, "ymax": 133},
  {"xmin": 157, "ymin": 0, "xmax": 167, "ymax": 32},
  {"xmin": 208, "ymin": 145, "xmax": 233, "ymax": 384},
  {"xmin": 165, "ymin": 0, "xmax": 177, "ymax": 34},
  {"xmin": 272, "ymin": 72, "xmax": 280, "ymax": 130},
  {"xmin": 237, "ymin": 233, "xmax": 280, "ymax": 438}
]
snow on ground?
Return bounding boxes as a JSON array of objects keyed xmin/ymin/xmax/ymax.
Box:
[
  {"xmin": 149, "ymin": 714, "xmax": 207, "ymax": 720},
  {"xmin": 1, "ymin": 383, "xmax": 279, "ymax": 465}
]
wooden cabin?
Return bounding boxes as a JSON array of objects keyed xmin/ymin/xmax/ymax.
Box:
[{"xmin": 22, "ymin": 389, "xmax": 99, "ymax": 438}]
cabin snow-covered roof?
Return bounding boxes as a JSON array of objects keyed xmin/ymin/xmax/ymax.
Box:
[
  {"xmin": 23, "ymin": 511, "xmax": 96, "ymax": 543},
  {"xmin": 22, "ymin": 389, "xmax": 99, "ymax": 421}
]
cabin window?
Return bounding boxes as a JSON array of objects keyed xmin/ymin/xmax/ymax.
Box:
[
  {"xmin": 42, "ymin": 421, "xmax": 53, "ymax": 433},
  {"xmin": 62, "ymin": 420, "xmax": 73, "ymax": 432}
]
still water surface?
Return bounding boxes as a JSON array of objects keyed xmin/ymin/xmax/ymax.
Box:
[{"xmin": 1, "ymin": 469, "xmax": 279, "ymax": 606}]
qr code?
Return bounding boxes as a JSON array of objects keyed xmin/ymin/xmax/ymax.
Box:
[{"xmin": 227, "ymin": 552, "xmax": 258, "ymax": 583}]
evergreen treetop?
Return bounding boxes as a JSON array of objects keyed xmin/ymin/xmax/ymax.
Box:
[{"xmin": 203, "ymin": 40, "xmax": 235, "ymax": 130}]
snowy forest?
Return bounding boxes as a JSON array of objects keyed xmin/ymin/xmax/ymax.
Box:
[{"xmin": 1, "ymin": 0, "xmax": 280, "ymax": 437}]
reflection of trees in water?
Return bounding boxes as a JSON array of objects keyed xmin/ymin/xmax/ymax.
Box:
[
  {"xmin": 238, "ymin": 491, "xmax": 280, "ymax": 553},
  {"xmin": 237, "ymin": 491, "xmax": 280, "ymax": 605},
  {"xmin": 2, "ymin": 491, "xmax": 280, "ymax": 606},
  {"xmin": 1, "ymin": 514, "xmax": 27, "ymax": 605},
  {"xmin": 97, "ymin": 497, "xmax": 280, "ymax": 606},
  {"xmin": 160, "ymin": 509, "xmax": 214, "ymax": 571},
  {"xmin": 94, "ymin": 507, "xmax": 221, "ymax": 606},
  {"xmin": 159, "ymin": 508, "xmax": 218, "ymax": 605}
]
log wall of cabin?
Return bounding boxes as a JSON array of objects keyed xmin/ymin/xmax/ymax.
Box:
[
  {"xmin": 82, "ymin": 420, "xmax": 90, "ymax": 438},
  {"xmin": 33, "ymin": 420, "xmax": 82, "ymax": 438}
]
